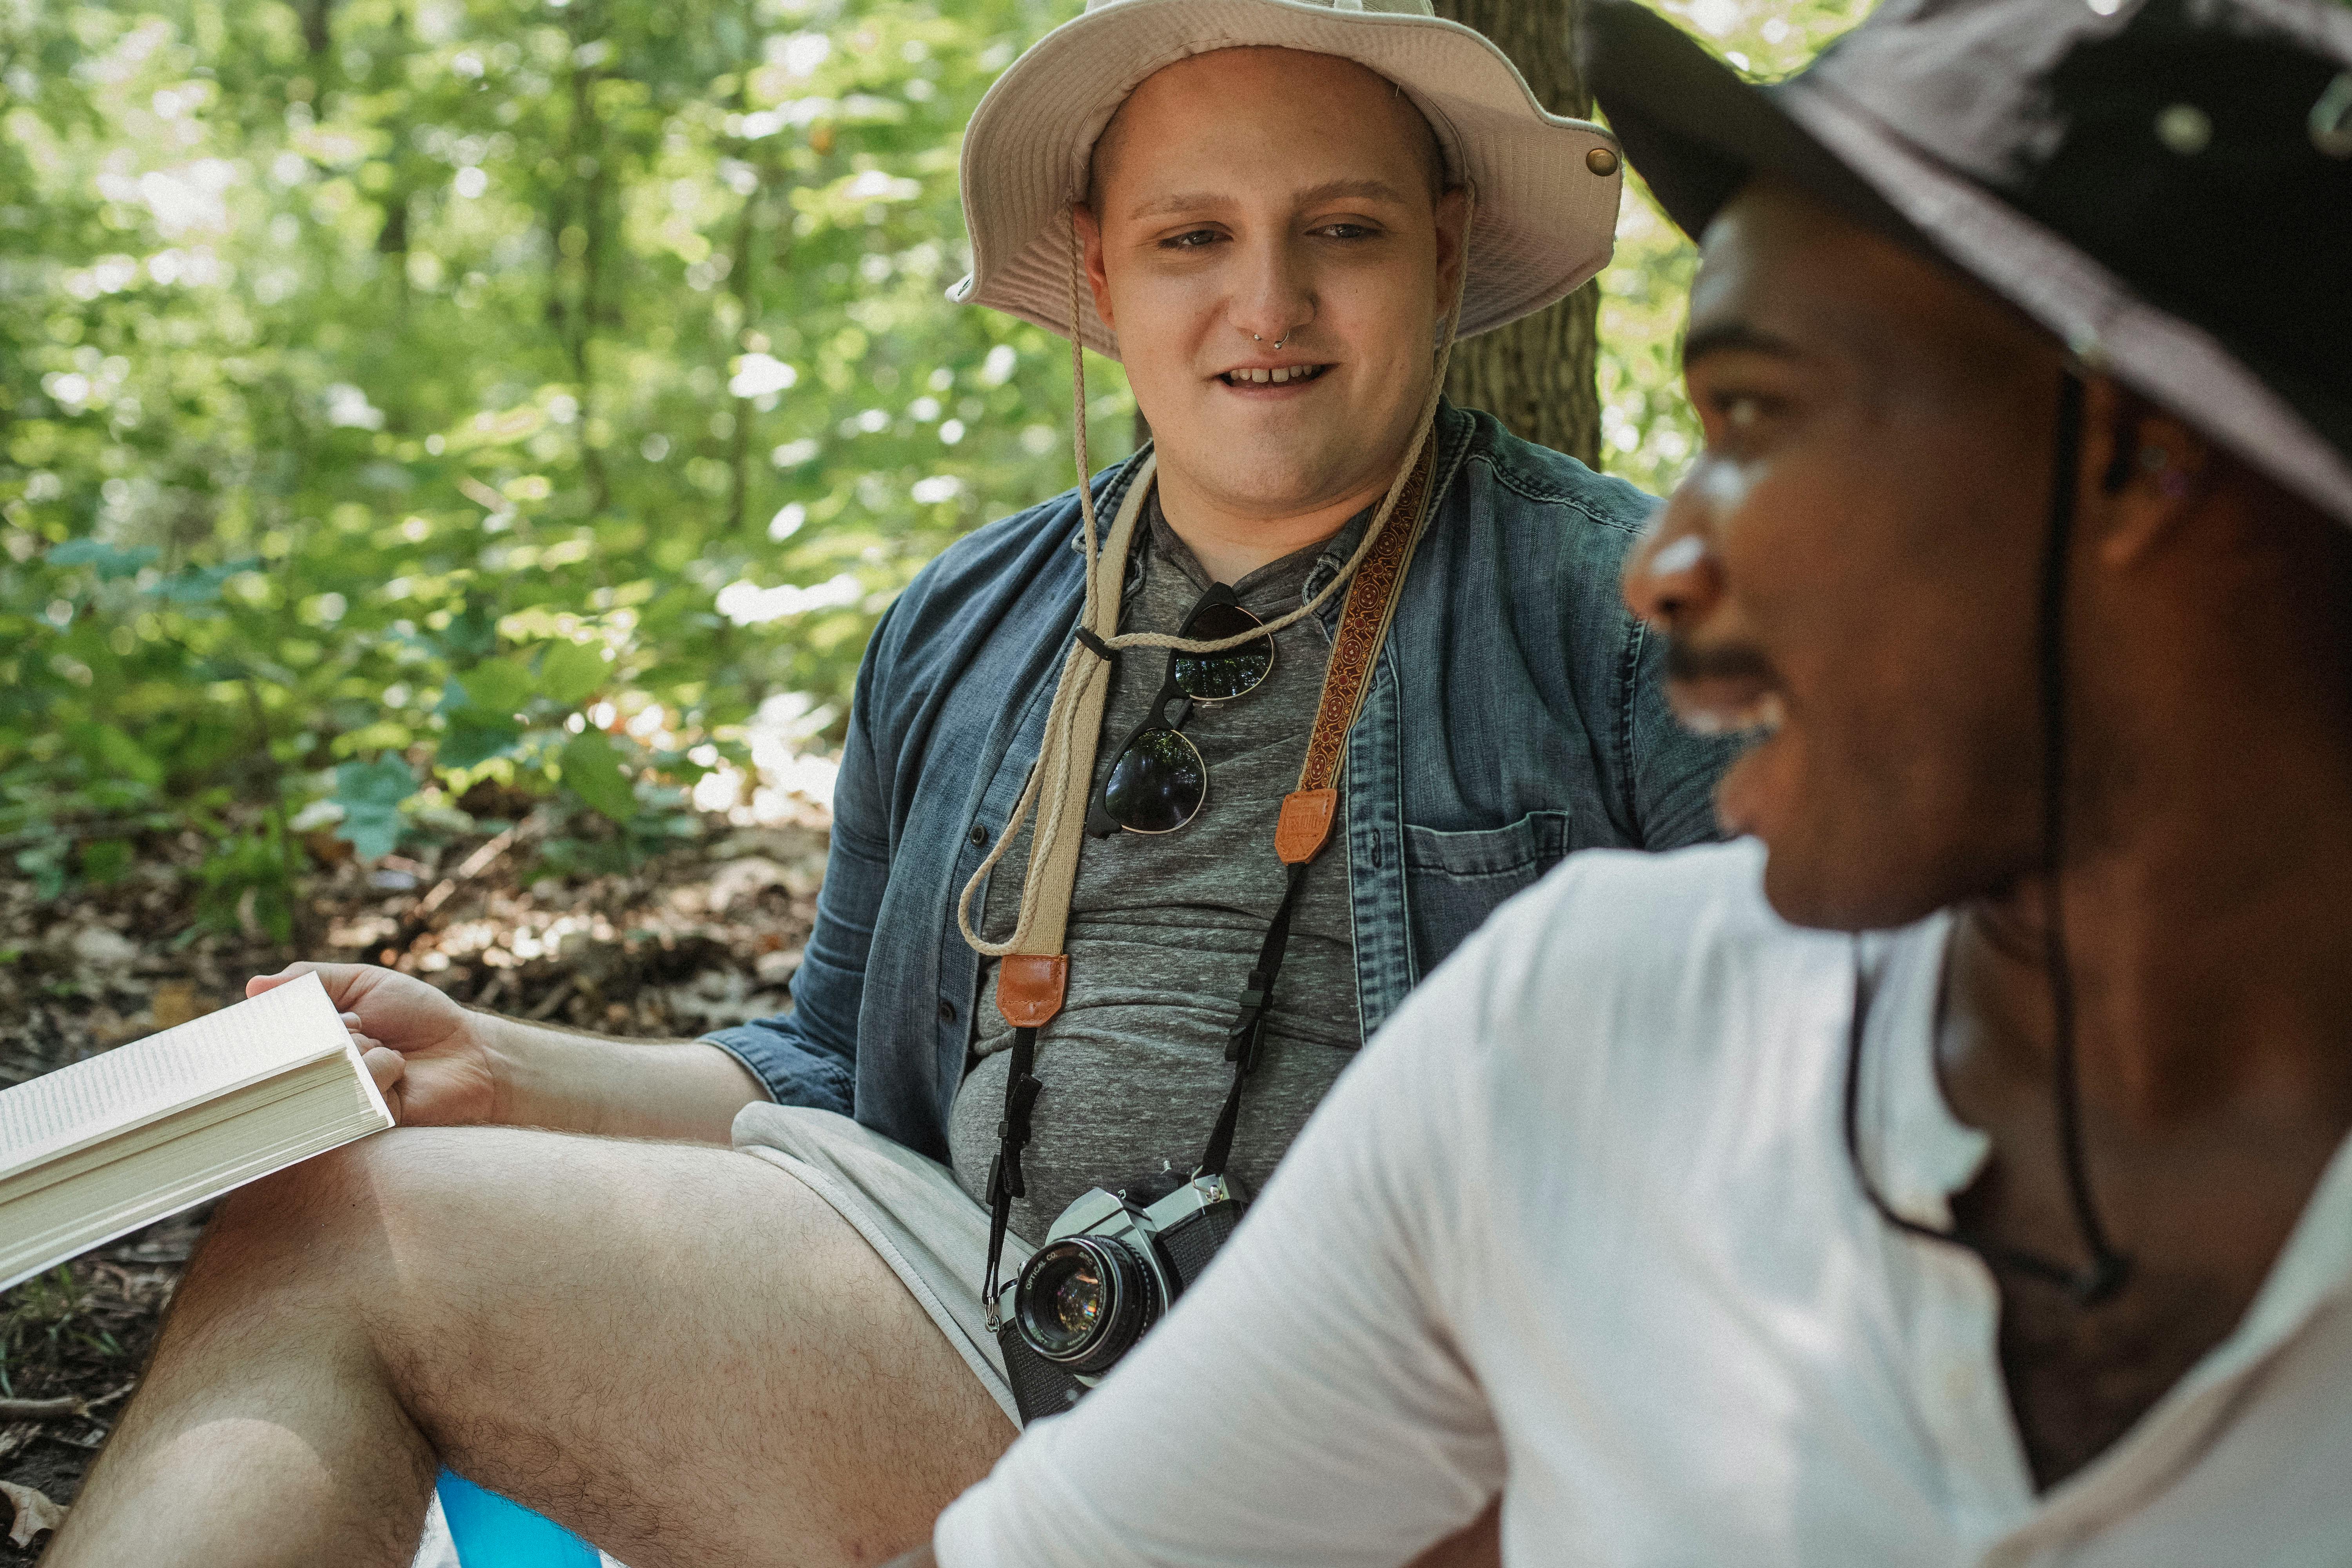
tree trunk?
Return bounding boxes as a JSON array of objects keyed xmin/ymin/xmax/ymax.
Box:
[{"xmin": 1430, "ymin": 0, "xmax": 1601, "ymax": 467}]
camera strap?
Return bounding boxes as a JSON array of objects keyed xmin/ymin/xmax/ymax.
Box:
[
  {"xmin": 981, "ymin": 428, "xmax": 1440, "ymax": 1322},
  {"xmin": 1201, "ymin": 435, "xmax": 1436, "ymax": 1176}
]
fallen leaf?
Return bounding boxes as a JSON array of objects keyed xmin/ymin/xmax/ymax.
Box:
[
  {"xmin": 151, "ymin": 980, "xmax": 211, "ymax": 1030},
  {"xmin": 1, "ymin": 1478, "xmax": 66, "ymax": 1547},
  {"xmin": 69, "ymin": 925, "xmax": 138, "ymax": 968}
]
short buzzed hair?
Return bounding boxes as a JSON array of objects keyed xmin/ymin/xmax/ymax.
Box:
[{"xmin": 1086, "ymin": 58, "xmax": 1450, "ymax": 214}]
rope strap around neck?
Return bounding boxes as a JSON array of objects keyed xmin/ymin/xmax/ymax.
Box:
[
  {"xmin": 980, "ymin": 425, "xmax": 1441, "ymax": 1315},
  {"xmin": 956, "ymin": 190, "xmax": 1472, "ymax": 969}
]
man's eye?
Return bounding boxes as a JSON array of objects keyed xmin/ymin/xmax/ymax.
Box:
[
  {"xmin": 1162, "ymin": 229, "xmax": 1221, "ymax": 250},
  {"xmin": 1312, "ymin": 222, "xmax": 1376, "ymax": 240},
  {"xmin": 1712, "ymin": 393, "xmax": 1771, "ymax": 431}
]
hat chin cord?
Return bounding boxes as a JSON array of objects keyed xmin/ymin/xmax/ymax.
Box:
[
  {"xmin": 956, "ymin": 191, "xmax": 1476, "ymax": 959},
  {"xmin": 1842, "ymin": 370, "xmax": 2133, "ymax": 1308}
]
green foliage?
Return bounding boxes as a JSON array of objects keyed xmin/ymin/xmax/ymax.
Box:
[
  {"xmin": 0, "ymin": 0, "xmax": 1875, "ymax": 929},
  {"xmin": 0, "ymin": 0, "xmax": 1136, "ymax": 918}
]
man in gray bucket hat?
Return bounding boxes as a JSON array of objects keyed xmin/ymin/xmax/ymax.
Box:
[
  {"xmin": 44, "ymin": 3, "xmax": 1728, "ymax": 1564},
  {"xmin": 884, "ymin": 0, "xmax": 2352, "ymax": 1563}
]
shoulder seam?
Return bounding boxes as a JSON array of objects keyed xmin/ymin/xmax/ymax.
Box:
[{"xmin": 1463, "ymin": 443, "xmax": 1647, "ymax": 536}]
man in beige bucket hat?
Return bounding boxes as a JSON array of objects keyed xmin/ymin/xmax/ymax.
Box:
[{"xmin": 44, "ymin": 4, "xmax": 1730, "ymax": 1563}]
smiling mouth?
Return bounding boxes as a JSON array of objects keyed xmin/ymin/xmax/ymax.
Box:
[
  {"xmin": 1218, "ymin": 363, "xmax": 1330, "ymax": 387},
  {"xmin": 1663, "ymin": 640, "xmax": 1786, "ymax": 737},
  {"xmin": 1670, "ymin": 680, "xmax": 1786, "ymax": 737}
]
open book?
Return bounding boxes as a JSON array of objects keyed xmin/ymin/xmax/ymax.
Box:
[{"xmin": 1, "ymin": 973, "xmax": 393, "ymax": 1292}]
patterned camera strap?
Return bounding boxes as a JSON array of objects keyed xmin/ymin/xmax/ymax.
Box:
[{"xmin": 981, "ymin": 430, "xmax": 1441, "ymax": 1319}]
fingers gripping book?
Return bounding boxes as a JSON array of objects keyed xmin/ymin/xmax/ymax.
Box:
[{"xmin": 0, "ymin": 972, "xmax": 394, "ymax": 1291}]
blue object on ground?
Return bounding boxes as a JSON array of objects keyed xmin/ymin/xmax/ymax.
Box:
[{"xmin": 436, "ymin": 1470, "xmax": 600, "ymax": 1567}]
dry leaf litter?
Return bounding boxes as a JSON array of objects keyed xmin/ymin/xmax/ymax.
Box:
[{"xmin": 0, "ymin": 806, "xmax": 828, "ymax": 1562}]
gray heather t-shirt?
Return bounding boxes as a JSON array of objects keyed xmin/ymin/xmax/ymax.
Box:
[{"xmin": 947, "ymin": 493, "xmax": 1366, "ymax": 1243}]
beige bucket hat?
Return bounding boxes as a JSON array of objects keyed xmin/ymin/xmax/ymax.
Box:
[{"xmin": 948, "ymin": 0, "xmax": 1626, "ymax": 359}]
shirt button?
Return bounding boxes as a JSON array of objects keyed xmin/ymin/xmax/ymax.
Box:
[
  {"xmin": 938, "ymin": 999, "xmax": 957, "ymax": 1023},
  {"xmin": 969, "ymin": 823, "xmax": 990, "ymax": 846}
]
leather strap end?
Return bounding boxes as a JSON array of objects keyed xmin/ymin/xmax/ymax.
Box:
[
  {"xmin": 1275, "ymin": 788, "xmax": 1339, "ymax": 865},
  {"xmin": 997, "ymin": 953, "xmax": 1069, "ymax": 1029}
]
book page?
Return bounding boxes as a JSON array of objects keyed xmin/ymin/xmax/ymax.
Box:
[{"xmin": 0, "ymin": 973, "xmax": 348, "ymax": 1178}]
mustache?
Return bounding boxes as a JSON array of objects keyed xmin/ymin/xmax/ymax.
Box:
[{"xmin": 1663, "ymin": 638, "xmax": 1776, "ymax": 684}]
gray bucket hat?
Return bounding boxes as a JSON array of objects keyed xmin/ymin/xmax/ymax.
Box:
[
  {"xmin": 951, "ymin": 0, "xmax": 1627, "ymax": 359},
  {"xmin": 1580, "ymin": 0, "xmax": 2352, "ymax": 526}
]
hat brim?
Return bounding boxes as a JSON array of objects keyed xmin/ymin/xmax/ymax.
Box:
[
  {"xmin": 1579, "ymin": 0, "xmax": 2352, "ymax": 526},
  {"xmin": 952, "ymin": 0, "xmax": 1624, "ymax": 359},
  {"xmin": 1577, "ymin": 0, "xmax": 1919, "ymax": 250}
]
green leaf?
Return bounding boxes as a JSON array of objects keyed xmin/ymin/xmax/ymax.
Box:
[
  {"xmin": 444, "ymin": 656, "xmax": 535, "ymax": 717},
  {"xmin": 332, "ymin": 757, "xmax": 414, "ymax": 860},
  {"xmin": 71, "ymin": 724, "xmax": 165, "ymax": 789},
  {"xmin": 154, "ymin": 559, "xmax": 259, "ymax": 605},
  {"xmin": 435, "ymin": 604, "xmax": 499, "ymax": 662},
  {"xmin": 334, "ymin": 757, "xmax": 416, "ymax": 809},
  {"xmin": 537, "ymin": 639, "xmax": 609, "ymax": 706},
  {"xmin": 560, "ymin": 730, "xmax": 637, "ymax": 822},
  {"xmin": 48, "ymin": 539, "xmax": 159, "ymax": 580},
  {"xmin": 339, "ymin": 806, "xmax": 406, "ymax": 862},
  {"xmin": 437, "ymin": 719, "xmax": 524, "ymax": 769},
  {"xmin": 80, "ymin": 838, "xmax": 133, "ymax": 885},
  {"xmin": 15, "ymin": 842, "xmax": 66, "ymax": 902}
]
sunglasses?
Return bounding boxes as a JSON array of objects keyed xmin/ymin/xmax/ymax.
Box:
[{"xmin": 1085, "ymin": 583, "xmax": 1277, "ymax": 837}]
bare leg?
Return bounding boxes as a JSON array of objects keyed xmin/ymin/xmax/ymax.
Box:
[{"xmin": 46, "ymin": 1127, "xmax": 1015, "ymax": 1568}]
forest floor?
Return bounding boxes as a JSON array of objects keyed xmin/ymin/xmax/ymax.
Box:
[{"xmin": 0, "ymin": 806, "xmax": 827, "ymax": 1557}]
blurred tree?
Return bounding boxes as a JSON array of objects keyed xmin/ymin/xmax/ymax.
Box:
[{"xmin": 1434, "ymin": 0, "xmax": 1601, "ymax": 467}]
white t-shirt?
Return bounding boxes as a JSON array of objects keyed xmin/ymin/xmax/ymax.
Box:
[{"xmin": 936, "ymin": 840, "xmax": 2352, "ymax": 1568}]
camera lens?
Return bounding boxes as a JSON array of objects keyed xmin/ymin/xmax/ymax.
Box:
[{"xmin": 1014, "ymin": 1236, "xmax": 1159, "ymax": 1375}]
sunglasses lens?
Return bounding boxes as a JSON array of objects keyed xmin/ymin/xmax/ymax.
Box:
[
  {"xmin": 1102, "ymin": 728, "xmax": 1205, "ymax": 834},
  {"xmin": 1172, "ymin": 603, "xmax": 1272, "ymax": 701}
]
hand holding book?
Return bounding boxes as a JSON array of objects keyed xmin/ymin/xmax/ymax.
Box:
[
  {"xmin": 245, "ymin": 960, "xmax": 772, "ymax": 1143},
  {"xmin": 0, "ymin": 973, "xmax": 394, "ymax": 1290},
  {"xmin": 247, "ymin": 963, "xmax": 498, "ymax": 1128}
]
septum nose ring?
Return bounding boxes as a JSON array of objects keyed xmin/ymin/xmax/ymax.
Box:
[{"xmin": 1251, "ymin": 333, "xmax": 1292, "ymax": 350}]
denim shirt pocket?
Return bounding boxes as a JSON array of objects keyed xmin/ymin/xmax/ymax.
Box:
[{"xmin": 1402, "ymin": 809, "xmax": 1573, "ymax": 978}]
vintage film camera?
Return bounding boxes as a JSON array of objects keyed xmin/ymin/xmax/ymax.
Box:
[{"xmin": 996, "ymin": 1172, "xmax": 1245, "ymax": 1423}]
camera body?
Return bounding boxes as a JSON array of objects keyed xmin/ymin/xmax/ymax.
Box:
[{"xmin": 996, "ymin": 1172, "xmax": 1245, "ymax": 1423}]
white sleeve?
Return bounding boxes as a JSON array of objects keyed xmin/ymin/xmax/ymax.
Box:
[{"xmin": 935, "ymin": 940, "xmax": 1508, "ymax": 1568}]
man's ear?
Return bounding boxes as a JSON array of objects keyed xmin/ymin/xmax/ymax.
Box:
[
  {"xmin": 1431, "ymin": 185, "xmax": 1470, "ymax": 324},
  {"xmin": 1071, "ymin": 202, "xmax": 1115, "ymax": 334},
  {"xmin": 2082, "ymin": 376, "xmax": 2212, "ymax": 571}
]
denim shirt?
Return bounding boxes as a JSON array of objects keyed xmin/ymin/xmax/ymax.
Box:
[{"xmin": 706, "ymin": 403, "xmax": 1736, "ymax": 1161}]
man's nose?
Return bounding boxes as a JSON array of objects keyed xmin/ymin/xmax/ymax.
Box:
[
  {"xmin": 1622, "ymin": 497, "xmax": 1724, "ymax": 633},
  {"xmin": 1230, "ymin": 233, "xmax": 1314, "ymax": 346}
]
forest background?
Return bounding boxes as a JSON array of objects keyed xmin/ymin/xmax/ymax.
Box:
[{"xmin": 0, "ymin": 0, "xmax": 1865, "ymax": 942}]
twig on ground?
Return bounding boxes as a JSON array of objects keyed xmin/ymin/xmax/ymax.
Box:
[
  {"xmin": 0, "ymin": 1397, "xmax": 80, "ymax": 1420},
  {"xmin": 82, "ymin": 1383, "xmax": 132, "ymax": 1414},
  {"xmin": 387, "ymin": 820, "xmax": 526, "ymax": 960},
  {"xmin": 525, "ymin": 975, "xmax": 577, "ymax": 1021}
]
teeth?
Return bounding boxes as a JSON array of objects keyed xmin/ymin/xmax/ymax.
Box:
[
  {"xmin": 1225, "ymin": 364, "xmax": 1322, "ymax": 385},
  {"xmin": 1674, "ymin": 687, "xmax": 1785, "ymax": 738}
]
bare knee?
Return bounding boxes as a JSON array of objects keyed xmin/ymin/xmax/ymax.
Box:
[{"xmin": 182, "ymin": 1128, "xmax": 494, "ymax": 1335}]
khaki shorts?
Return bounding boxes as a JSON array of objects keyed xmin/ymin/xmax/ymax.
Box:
[{"xmin": 733, "ymin": 1103, "xmax": 1031, "ymax": 1427}]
